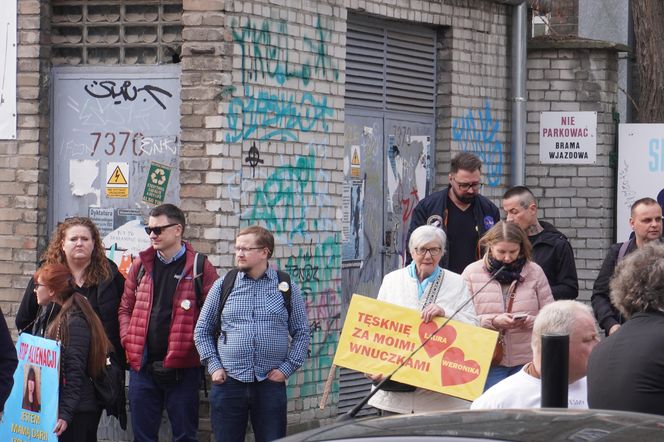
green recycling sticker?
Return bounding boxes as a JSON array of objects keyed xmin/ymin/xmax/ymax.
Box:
[{"xmin": 142, "ymin": 162, "xmax": 171, "ymax": 205}]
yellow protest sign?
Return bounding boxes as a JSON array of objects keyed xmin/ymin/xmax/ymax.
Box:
[{"xmin": 333, "ymin": 294, "xmax": 499, "ymax": 401}]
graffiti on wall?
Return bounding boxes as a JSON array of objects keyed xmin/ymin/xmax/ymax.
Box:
[
  {"xmin": 229, "ymin": 12, "xmax": 342, "ymax": 403},
  {"xmin": 278, "ymin": 236, "xmax": 341, "ymax": 396},
  {"xmin": 239, "ymin": 145, "xmax": 341, "ymax": 396},
  {"xmin": 231, "ymin": 15, "xmax": 339, "ymax": 86},
  {"xmin": 244, "ymin": 145, "xmax": 335, "ymax": 242},
  {"xmin": 452, "ymin": 99, "xmax": 504, "ymax": 187},
  {"xmin": 226, "ymin": 86, "xmax": 333, "ymax": 142},
  {"xmin": 227, "ymin": 15, "xmax": 338, "ymax": 143}
]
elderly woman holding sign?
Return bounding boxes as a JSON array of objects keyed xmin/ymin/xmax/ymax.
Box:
[{"xmin": 366, "ymin": 225, "xmax": 479, "ymax": 414}]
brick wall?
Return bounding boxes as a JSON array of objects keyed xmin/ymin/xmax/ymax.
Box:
[
  {"xmin": 4, "ymin": 0, "xmax": 627, "ymax": 438},
  {"xmin": 0, "ymin": 0, "xmax": 49, "ymax": 323},
  {"xmin": 526, "ymin": 41, "xmax": 620, "ymax": 300}
]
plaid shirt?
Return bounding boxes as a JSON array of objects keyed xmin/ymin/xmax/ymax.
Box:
[{"xmin": 194, "ymin": 267, "xmax": 310, "ymax": 382}]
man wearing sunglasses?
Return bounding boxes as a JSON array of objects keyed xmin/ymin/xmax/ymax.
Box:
[
  {"xmin": 119, "ymin": 203, "xmax": 218, "ymax": 442},
  {"xmin": 406, "ymin": 152, "xmax": 500, "ymax": 274}
]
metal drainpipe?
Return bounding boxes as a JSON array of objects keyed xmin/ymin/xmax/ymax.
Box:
[
  {"xmin": 511, "ymin": 1, "xmax": 527, "ymax": 186},
  {"xmin": 491, "ymin": 0, "xmax": 528, "ymax": 186}
]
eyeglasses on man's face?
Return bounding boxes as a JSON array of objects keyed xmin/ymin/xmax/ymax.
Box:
[
  {"xmin": 453, "ymin": 178, "xmax": 483, "ymax": 191},
  {"xmin": 413, "ymin": 247, "xmax": 443, "ymax": 257},
  {"xmin": 144, "ymin": 223, "xmax": 179, "ymax": 236},
  {"xmin": 234, "ymin": 246, "xmax": 266, "ymax": 254}
]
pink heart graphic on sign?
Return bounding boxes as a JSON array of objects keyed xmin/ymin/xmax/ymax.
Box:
[
  {"xmin": 440, "ymin": 347, "xmax": 481, "ymax": 387},
  {"xmin": 418, "ymin": 321, "xmax": 456, "ymax": 358}
]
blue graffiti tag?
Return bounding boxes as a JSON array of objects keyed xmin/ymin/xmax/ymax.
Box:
[
  {"xmin": 452, "ymin": 99, "xmax": 504, "ymax": 187},
  {"xmin": 226, "ymin": 86, "xmax": 333, "ymax": 143},
  {"xmin": 245, "ymin": 148, "xmax": 323, "ymax": 239},
  {"xmin": 232, "ymin": 15, "xmax": 339, "ymax": 87}
]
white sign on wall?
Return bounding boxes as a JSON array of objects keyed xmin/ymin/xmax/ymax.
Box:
[
  {"xmin": 617, "ymin": 124, "xmax": 664, "ymax": 241},
  {"xmin": 0, "ymin": 1, "xmax": 17, "ymax": 139},
  {"xmin": 539, "ymin": 112, "xmax": 597, "ymax": 164}
]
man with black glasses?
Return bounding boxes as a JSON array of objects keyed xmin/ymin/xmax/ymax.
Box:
[
  {"xmin": 195, "ymin": 225, "xmax": 309, "ymax": 442},
  {"xmin": 119, "ymin": 203, "xmax": 218, "ymax": 442},
  {"xmin": 406, "ymin": 152, "xmax": 500, "ymax": 273}
]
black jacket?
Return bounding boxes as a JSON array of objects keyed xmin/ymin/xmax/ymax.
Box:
[
  {"xmin": 406, "ymin": 187, "xmax": 500, "ymax": 268},
  {"xmin": 530, "ymin": 221, "xmax": 578, "ymax": 300},
  {"xmin": 590, "ymin": 239, "xmax": 638, "ymax": 335},
  {"xmin": 0, "ymin": 308, "xmax": 17, "ymax": 412},
  {"xmin": 59, "ymin": 310, "xmax": 99, "ymax": 423},
  {"xmin": 587, "ymin": 311, "xmax": 664, "ymax": 415},
  {"xmin": 16, "ymin": 259, "xmax": 126, "ymax": 368},
  {"xmin": 17, "ymin": 259, "xmax": 128, "ymax": 428}
]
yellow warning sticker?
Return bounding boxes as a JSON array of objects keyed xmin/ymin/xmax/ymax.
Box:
[
  {"xmin": 106, "ymin": 162, "xmax": 129, "ymax": 199},
  {"xmin": 107, "ymin": 165, "xmax": 128, "ymax": 185},
  {"xmin": 351, "ymin": 145, "xmax": 361, "ymax": 166}
]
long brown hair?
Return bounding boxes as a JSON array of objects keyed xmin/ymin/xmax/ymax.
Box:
[
  {"xmin": 36, "ymin": 264, "xmax": 111, "ymax": 378},
  {"xmin": 480, "ymin": 221, "xmax": 532, "ymax": 267},
  {"xmin": 41, "ymin": 217, "xmax": 111, "ymax": 286}
]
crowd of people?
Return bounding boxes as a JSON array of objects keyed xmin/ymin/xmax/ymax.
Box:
[
  {"xmin": 0, "ymin": 151, "xmax": 661, "ymax": 441},
  {"xmin": 0, "ymin": 204, "xmax": 309, "ymax": 442},
  {"xmin": 367, "ymin": 151, "xmax": 663, "ymax": 415}
]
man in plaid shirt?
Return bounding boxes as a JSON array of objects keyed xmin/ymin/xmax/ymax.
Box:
[{"xmin": 194, "ymin": 225, "xmax": 310, "ymax": 442}]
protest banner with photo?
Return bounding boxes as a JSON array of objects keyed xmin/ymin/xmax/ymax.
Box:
[
  {"xmin": 333, "ymin": 294, "xmax": 498, "ymax": 401},
  {"xmin": 0, "ymin": 333, "xmax": 60, "ymax": 442}
]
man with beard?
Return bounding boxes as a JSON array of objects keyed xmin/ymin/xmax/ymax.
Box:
[
  {"xmin": 406, "ymin": 152, "xmax": 500, "ymax": 273},
  {"xmin": 194, "ymin": 226, "xmax": 310, "ymax": 442},
  {"xmin": 591, "ymin": 197, "xmax": 663, "ymax": 336}
]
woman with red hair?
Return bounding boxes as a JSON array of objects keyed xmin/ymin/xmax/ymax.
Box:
[{"xmin": 34, "ymin": 263, "xmax": 112, "ymax": 441}]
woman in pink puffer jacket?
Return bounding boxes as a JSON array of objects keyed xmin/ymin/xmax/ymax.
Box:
[{"xmin": 462, "ymin": 222, "xmax": 554, "ymax": 391}]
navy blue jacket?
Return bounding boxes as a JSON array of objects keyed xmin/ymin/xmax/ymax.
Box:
[{"xmin": 406, "ymin": 187, "xmax": 500, "ymax": 268}]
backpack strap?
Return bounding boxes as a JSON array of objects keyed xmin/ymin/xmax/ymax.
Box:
[
  {"xmin": 276, "ymin": 271, "xmax": 292, "ymax": 319},
  {"xmin": 219, "ymin": 268, "xmax": 240, "ymax": 314},
  {"xmin": 218, "ymin": 269, "xmax": 292, "ymax": 319},
  {"xmin": 135, "ymin": 261, "xmax": 145, "ymax": 288},
  {"xmin": 135, "ymin": 253, "xmax": 207, "ymax": 308},
  {"xmin": 193, "ymin": 252, "xmax": 207, "ymax": 309},
  {"xmin": 617, "ymin": 238, "xmax": 632, "ymax": 262}
]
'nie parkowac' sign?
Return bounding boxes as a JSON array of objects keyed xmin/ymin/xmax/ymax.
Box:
[
  {"xmin": 333, "ymin": 294, "xmax": 498, "ymax": 401},
  {"xmin": 540, "ymin": 111, "xmax": 597, "ymax": 164},
  {"xmin": 0, "ymin": 333, "xmax": 60, "ymax": 442}
]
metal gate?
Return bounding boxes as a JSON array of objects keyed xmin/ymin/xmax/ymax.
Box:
[
  {"xmin": 339, "ymin": 14, "xmax": 437, "ymax": 414},
  {"xmin": 50, "ymin": 65, "xmax": 181, "ymax": 277}
]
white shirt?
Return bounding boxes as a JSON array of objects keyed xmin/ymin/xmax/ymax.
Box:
[
  {"xmin": 368, "ymin": 268, "xmax": 478, "ymax": 414},
  {"xmin": 471, "ymin": 367, "xmax": 588, "ymax": 409}
]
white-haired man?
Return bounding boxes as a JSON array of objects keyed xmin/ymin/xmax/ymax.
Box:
[{"xmin": 471, "ymin": 300, "xmax": 598, "ymax": 409}]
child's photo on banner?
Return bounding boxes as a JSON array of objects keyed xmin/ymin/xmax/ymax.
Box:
[{"xmin": 0, "ymin": 333, "xmax": 60, "ymax": 442}]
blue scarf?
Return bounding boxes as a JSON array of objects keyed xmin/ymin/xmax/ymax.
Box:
[{"xmin": 408, "ymin": 261, "xmax": 441, "ymax": 299}]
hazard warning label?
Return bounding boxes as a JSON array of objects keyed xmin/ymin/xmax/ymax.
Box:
[
  {"xmin": 350, "ymin": 145, "xmax": 361, "ymax": 178},
  {"xmin": 106, "ymin": 162, "xmax": 129, "ymax": 198}
]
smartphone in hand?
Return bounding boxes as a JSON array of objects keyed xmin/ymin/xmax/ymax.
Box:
[{"xmin": 513, "ymin": 313, "xmax": 527, "ymax": 321}]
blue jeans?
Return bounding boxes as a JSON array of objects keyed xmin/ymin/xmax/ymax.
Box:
[
  {"xmin": 484, "ymin": 365, "xmax": 524, "ymax": 391},
  {"xmin": 209, "ymin": 377, "xmax": 287, "ymax": 442},
  {"xmin": 128, "ymin": 367, "xmax": 201, "ymax": 442}
]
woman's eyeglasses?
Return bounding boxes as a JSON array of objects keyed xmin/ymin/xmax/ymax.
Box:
[
  {"xmin": 144, "ymin": 223, "xmax": 178, "ymax": 235},
  {"xmin": 413, "ymin": 247, "xmax": 442, "ymax": 257}
]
